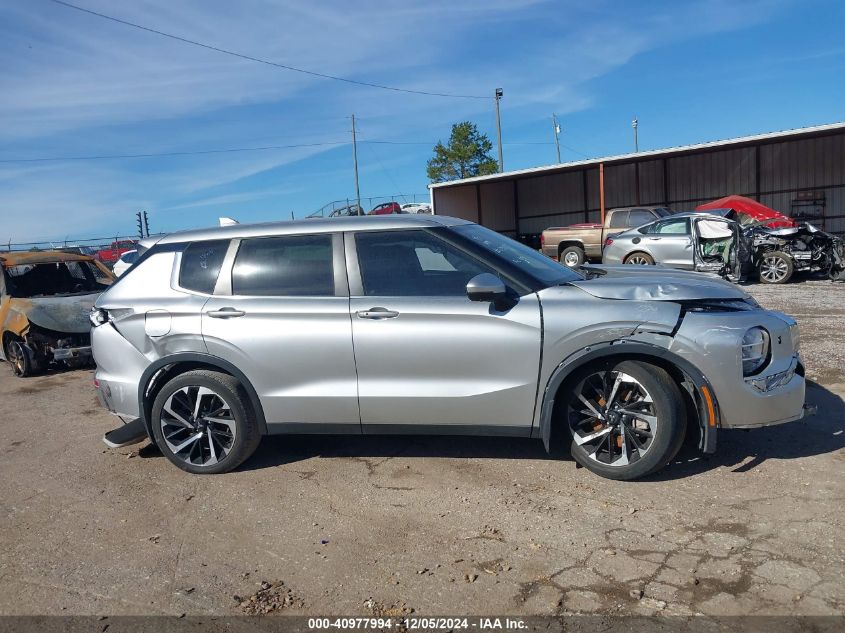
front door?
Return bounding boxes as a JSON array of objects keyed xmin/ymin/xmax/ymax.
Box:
[
  {"xmin": 642, "ymin": 217, "xmax": 694, "ymax": 268},
  {"xmin": 347, "ymin": 228, "xmax": 542, "ymax": 432},
  {"xmin": 201, "ymin": 233, "xmax": 360, "ymax": 430}
]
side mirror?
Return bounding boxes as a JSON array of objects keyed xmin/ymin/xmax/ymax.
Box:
[{"xmin": 466, "ymin": 273, "xmax": 509, "ymax": 306}]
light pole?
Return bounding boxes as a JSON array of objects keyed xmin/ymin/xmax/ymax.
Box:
[
  {"xmin": 632, "ymin": 117, "xmax": 639, "ymax": 153},
  {"xmin": 552, "ymin": 113, "xmax": 561, "ymax": 164},
  {"xmin": 494, "ymin": 88, "xmax": 504, "ymax": 172},
  {"xmin": 351, "ymin": 114, "xmax": 362, "ymax": 215}
]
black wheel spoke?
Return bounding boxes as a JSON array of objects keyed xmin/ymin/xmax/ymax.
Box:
[{"xmin": 569, "ymin": 370, "xmax": 657, "ymax": 468}]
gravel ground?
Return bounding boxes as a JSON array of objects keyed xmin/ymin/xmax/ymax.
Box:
[{"xmin": 1, "ymin": 281, "xmax": 843, "ymax": 617}]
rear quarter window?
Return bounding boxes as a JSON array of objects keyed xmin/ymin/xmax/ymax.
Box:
[{"xmin": 179, "ymin": 240, "xmax": 229, "ymax": 294}]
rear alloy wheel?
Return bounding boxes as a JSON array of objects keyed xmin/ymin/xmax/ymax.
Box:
[
  {"xmin": 758, "ymin": 251, "xmax": 793, "ymax": 284},
  {"xmin": 559, "ymin": 246, "xmax": 586, "ymax": 268},
  {"xmin": 624, "ymin": 252, "xmax": 655, "ymax": 265},
  {"xmin": 565, "ymin": 360, "xmax": 685, "ymax": 480},
  {"xmin": 151, "ymin": 370, "xmax": 261, "ymax": 474}
]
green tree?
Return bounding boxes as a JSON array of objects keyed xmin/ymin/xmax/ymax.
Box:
[{"xmin": 426, "ymin": 121, "xmax": 498, "ymax": 183}]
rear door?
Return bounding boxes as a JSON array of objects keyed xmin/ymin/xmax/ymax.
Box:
[
  {"xmin": 201, "ymin": 233, "xmax": 360, "ymax": 430},
  {"xmin": 347, "ymin": 228, "xmax": 542, "ymax": 433},
  {"xmin": 641, "ymin": 217, "xmax": 693, "ymax": 268}
]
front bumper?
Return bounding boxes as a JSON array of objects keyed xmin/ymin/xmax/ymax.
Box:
[{"xmin": 52, "ymin": 345, "xmax": 92, "ymax": 362}]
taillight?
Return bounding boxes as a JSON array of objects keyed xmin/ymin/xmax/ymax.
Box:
[
  {"xmin": 604, "ymin": 237, "xmax": 614, "ymax": 247},
  {"xmin": 540, "ymin": 233, "xmax": 545, "ymax": 247}
]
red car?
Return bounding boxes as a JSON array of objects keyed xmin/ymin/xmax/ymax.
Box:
[
  {"xmin": 96, "ymin": 240, "xmax": 137, "ymax": 266},
  {"xmin": 369, "ymin": 202, "xmax": 403, "ymax": 215},
  {"xmin": 695, "ymin": 195, "xmax": 795, "ymax": 228}
]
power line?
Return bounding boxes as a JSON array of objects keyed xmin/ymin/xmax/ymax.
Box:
[
  {"xmin": 0, "ymin": 141, "xmax": 349, "ymax": 163},
  {"xmin": 46, "ymin": 0, "xmax": 489, "ymax": 100},
  {"xmin": 0, "ymin": 139, "xmax": 589, "ymax": 164}
]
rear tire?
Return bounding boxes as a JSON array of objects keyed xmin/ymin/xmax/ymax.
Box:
[
  {"xmin": 559, "ymin": 245, "xmax": 586, "ymax": 268},
  {"xmin": 564, "ymin": 360, "xmax": 686, "ymax": 481},
  {"xmin": 150, "ymin": 370, "xmax": 261, "ymax": 474},
  {"xmin": 757, "ymin": 251, "xmax": 793, "ymax": 284},
  {"xmin": 624, "ymin": 252, "xmax": 655, "ymax": 265}
]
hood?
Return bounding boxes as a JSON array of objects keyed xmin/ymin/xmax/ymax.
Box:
[
  {"xmin": 569, "ymin": 265, "xmax": 750, "ymax": 301},
  {"xmin": 696, "ymin": 195, "xmax": 795, "ymax": 228},
  {"xmin": 13, "ymin": 294, "xmax": 98, "ymax": 334}
]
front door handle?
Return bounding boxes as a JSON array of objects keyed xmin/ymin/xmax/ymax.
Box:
[
  {"xmin": 207, "ymin": 307, "xmax": 246, "ymax": 319},
  {"xmin": 356, "ymin": 307, "xmax": 399, "ymax": 320}
]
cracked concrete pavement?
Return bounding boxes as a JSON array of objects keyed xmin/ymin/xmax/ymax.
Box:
[{"xmin": 0, "ymin": 281, "xmax": 843, "ymax": 616}]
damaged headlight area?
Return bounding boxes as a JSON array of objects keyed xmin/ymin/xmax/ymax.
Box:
[
  {"xmin": 789, "ymin": 321, "xmax": 800, "ymax": 352},
  {"xmin": 741, "ymin": 326, "xmax": 770, "ymax": 375},
  {"xmin": 8, "ymin": 323, "xmax": 93, "ymax": 377},
  {"xmin": 680, "ymin": 297, "xmax": 760, "ymax": 313},
  {"xmin": 748, "ymin": 356, "xmax": 800, "ymax": 393}
]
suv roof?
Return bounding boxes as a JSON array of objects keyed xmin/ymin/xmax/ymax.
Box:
[{"xmin": 155, "ymin": 214, "xmax": 468, "ymax": 246}]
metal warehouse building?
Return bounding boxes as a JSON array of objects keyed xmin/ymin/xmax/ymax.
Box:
[{"xmin": 429, "ymin": 122, "xmax": 845, "ymax": 237}]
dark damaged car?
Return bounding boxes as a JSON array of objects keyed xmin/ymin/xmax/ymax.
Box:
[{"xmin": 0, "ymin": 251, "xmax": 114, "ymax": 376}]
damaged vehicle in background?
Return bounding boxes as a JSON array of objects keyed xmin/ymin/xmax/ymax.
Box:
[
  {"xmin": 0, "ymin": 251, "xmax": 114, "ymax": 377},
  {"xmin": 603, "ymin": 210, "xmax": 845, "ymax": 284}
]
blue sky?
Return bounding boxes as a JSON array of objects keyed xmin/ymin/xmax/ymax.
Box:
[{"xmin": 1, "ymin": 0, "xmax": 844, "ymax": 243}]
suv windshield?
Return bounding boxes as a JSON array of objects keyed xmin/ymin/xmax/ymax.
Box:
[
  {"xmin": 452, "ymin": 224, "xmax": 583, "ymax": 286},
  {"xmin": 4, "ymin": 261, "xmax": 111, "ymax": 297}
]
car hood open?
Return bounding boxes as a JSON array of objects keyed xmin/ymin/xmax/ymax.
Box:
[
  {"xmin": 13, "ymin": 294, "xmax": 99, "ymax": 334},
  {"xmin": 568, "ymin": 265, "xmax": 750, "ymax": 301}
]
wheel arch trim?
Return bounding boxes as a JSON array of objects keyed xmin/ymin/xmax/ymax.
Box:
[
  {"xmin": 535, "ymin": 341, "xmax": 719, "ymax": 454},
  {"xmin": 137, "ymin": 352, "xmax": 268, "ymax": 437}
]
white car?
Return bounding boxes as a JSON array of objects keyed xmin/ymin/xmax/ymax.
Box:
[
  {"xmin": 401, "ymin": 203, "xmax": 432, "ymax": 214},
  {"xmin": 112, "ymin": 250, "xmax": 139, "ymax": 277}
]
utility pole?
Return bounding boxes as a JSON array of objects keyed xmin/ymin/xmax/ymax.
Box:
[
  {"xmin": 632, "ymin": 117, "xmax": 639, "ymax": 153},
  {"xmin": 351, "ymin": 114, "xmax": 362, "ymax": 215},
  {"xmin": 135, "ymin": 211, "xmax": 144, "ymax": 239},
  {"xmin": 142, "ymin": 211, "xmax": 150, "ymax": 237},
  {"xmin": 494, "ymin": 88, "xmax": 504, "ymax": 172},
  {"xmin": 552, "ymin": 113, "xmax": 561, "ymax": 164}
]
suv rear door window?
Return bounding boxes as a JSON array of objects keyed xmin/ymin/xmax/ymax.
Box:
[
  {"xmin": 179, "ymin": 240, "xmax": 229, "ymax": 294},
  {"xmin": 232, "ymin": 234, "xmax": 334, "ymax": 296},
  {"xmin": 355, "ymin": 230, "xmax": 493, "ymax": 296}
]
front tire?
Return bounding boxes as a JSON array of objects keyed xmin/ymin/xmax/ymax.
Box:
[
  {"xmin": 564, "ymin": 360, "xmax": 686, "ymax": 481},
  {"xmin": 757, "ymin": 251, "xmax": 793, "ymax": 284},
  {"xmin": 150, "ymin": 370, "xmax": 261, "ymax": 474},
  {"xmin": 5, "ymin": 338, "xmax": 44, "ymax": 377}
]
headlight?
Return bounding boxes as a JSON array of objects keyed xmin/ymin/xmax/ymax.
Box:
[
  {"xmin": 789, "ymin": 321, "xmax": 800, "ymax": 353},
  {"xmin": 742, "ymin": 327, "xmax": 770, "ymax": 375}
]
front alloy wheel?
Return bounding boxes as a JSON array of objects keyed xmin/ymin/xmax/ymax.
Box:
[
  {"xmin": 151, "ymin": 370, "xmax": 261, "ymax": 474},
  {"xmin": 758, "ymin": 251, "xmax": 793, "ymax": 284},
  {"xmin": 565, "ymin": 360, "xmax": 685, "ymax": 480}
]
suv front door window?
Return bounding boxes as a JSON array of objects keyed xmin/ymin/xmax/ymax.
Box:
[{"xmin": 349, "ymin": 229, "xmax": 542, "ymax": 431}]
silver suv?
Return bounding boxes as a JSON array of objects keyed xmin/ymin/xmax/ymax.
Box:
[{"xmin": 91, "ymin": 215, "xmax": 811, "ymax": 480}]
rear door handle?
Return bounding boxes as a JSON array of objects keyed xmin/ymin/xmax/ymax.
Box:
[
  {"xmin": 207, "ymin": 307, "xmax": 246, "ymax": 319},
  {"xmin": 356, "ymin": 307, "xmax": 399, "ymax": 320}
]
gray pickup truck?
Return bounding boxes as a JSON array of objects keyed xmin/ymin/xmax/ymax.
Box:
[{"xmin": 541, "ymin": 206, "xmax": 671, "ymax": 267}]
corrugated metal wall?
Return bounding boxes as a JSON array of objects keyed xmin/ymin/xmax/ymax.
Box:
[{"xmin": 433, "ymin": 129, "xmax": 845, "ymax": 236}]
